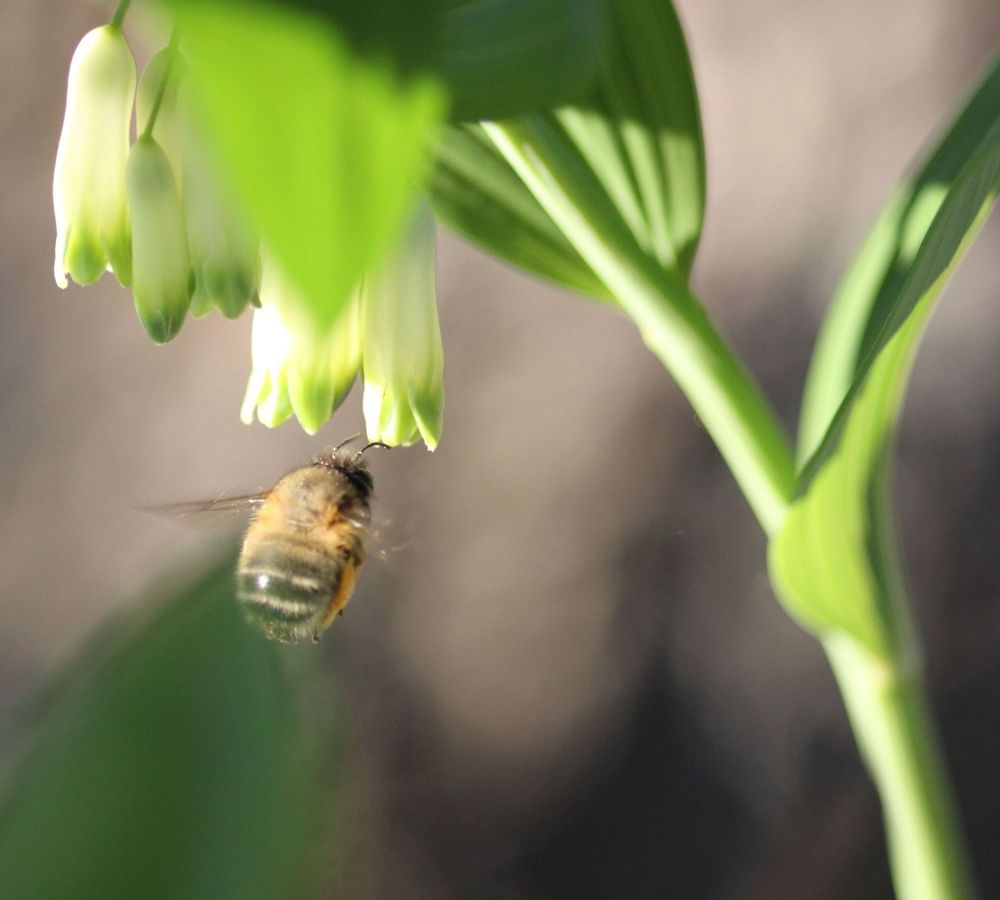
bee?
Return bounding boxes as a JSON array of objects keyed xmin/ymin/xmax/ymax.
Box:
[{"xmin": 163, "ymin": 437, "xmax": 386, "ymax": 644}]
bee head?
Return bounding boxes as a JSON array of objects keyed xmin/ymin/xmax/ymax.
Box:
[
  {"xmin": 340, "ymin": 459, "xmax": 374, "ymax": 497},
  {"xmin": 312, "ymin": 438, "xmax": 387, "ymax": 498}
]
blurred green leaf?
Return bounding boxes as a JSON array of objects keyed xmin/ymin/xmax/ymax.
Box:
[
  {"xmin": 769, "ymin": 53, "xmax": 1000, "ymax": 655},
  {"xmin": 206, "ymin": 0, "xmax": 604, "ymax": 120},
  {"xmin": 166, "ymin": 0, "xmax": 611, "ymax": 323},
  {"xmin": 0, "ymin": 557, "xmax": 337, "ymax": 900},
  {"xmin": 172, "ymin": 1, "xmax": 447, "ymax": 334},
  {"xmin": 235, "ymin": 1, "xmax": 443, "ymax": 75},
  {"xmin": 440, "ymin": 0, "xmax": 605, "ymax": 121},
  {"xmin": 430, "ymin": 0, "xmax": 703, "ymax": 297}
]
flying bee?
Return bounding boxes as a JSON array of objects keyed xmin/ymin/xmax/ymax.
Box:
[{"xmin": 161, "ymin": 437, "xmax": 386, "ymax": 644}]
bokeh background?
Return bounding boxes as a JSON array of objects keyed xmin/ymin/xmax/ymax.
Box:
[{"xmin": 3, "ymin": 1, "xmax": 1000, "ymax": 897}]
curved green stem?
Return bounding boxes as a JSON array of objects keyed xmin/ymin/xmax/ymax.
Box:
[
  {"xmin": 483, "ymin": 115, "xmax": 977, "ymax": 900},
  {"xmin": 484, "ymin": 118, "xmax": 795, "ymax": 535},
  {"xmin": 825, "ymin": 634, "xmax": 977, "ymax": 900},
  {"xmin": 141, "ymin": 29, "xmax": 181, "ymax": 141}
]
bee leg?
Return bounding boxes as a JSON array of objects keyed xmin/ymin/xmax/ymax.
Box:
[{"xmin": 311, "ymin": 633, "xmax": 320, "ymax": 644}]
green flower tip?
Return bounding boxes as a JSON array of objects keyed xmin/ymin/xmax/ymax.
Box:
[
  {"xmin": 53, "ymin": 24, "xmax": 135, "ymax": 289},
  {"xmin": 362, "ymin": 382, "xmax": 442, "ymax": 451},
  {"xmin": 288, "ymin": 368, "xmax": 338, "ymax": 436},
  {"xmin": 191, "ymin": 268, "xmax": 260, "ymax": 320}
]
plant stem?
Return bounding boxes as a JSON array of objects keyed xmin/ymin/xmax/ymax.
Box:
[
  {"xmin": 110, "ymin": 0, "xmax": 133, "ymax": 30},
  {"xmin": 484, "ymin": 118, "xmax": 795, "ymax": 535},
  {"xmin": 140, "ymin": 29, "xmax": 181, "ymax": 142},
  {"xmin": 825, "ymin": 634, "xmax": 977, "ymax": 900}
]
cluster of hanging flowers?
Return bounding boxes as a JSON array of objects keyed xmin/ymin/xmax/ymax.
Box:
[{"xmin": 52, "ymin": 16, "xmax": 444, "ymax": 449}]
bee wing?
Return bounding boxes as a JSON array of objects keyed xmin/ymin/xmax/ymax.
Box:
[
  {"xmin": 143, "ymin": 491, "xmax": 270, "ymax": 521},
  {"xmin": 366, "ymin": 512, "xmax": 416, "ymax": 560}
]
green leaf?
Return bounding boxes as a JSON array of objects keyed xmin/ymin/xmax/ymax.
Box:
[
  {"xmin": 440, "ymin": 0, "xmax": 605, "ymax": 121},
  {"xmin": 0, "ymin": 558, "xmax": 339, "ymax": 900},
  {"xmin": 429, "ymin": 124, "xmax": 611, "ymax": 300},
  {"xmin": 430, "ymin": 0, "xmax": 704, "ymax": 296},
  {"xmin": 179, "ymin": 0, "xmax": 604, "ymax": 121},
  {"xmin": 555, "ymin": 0, "xmax": 705, "ymax": 275},
  {"xmin": 769, "ymin": 54, "xmax": 1000, "ymax": 656},
  {"xmin": 172, "ymin": 1, "xmax": 447, "ymax": 334},
  {"xmin": 797, "ymin": 56, "xmax": 1000, "ymax": 464},
  {"xmin": 243, "ymin": 0, "xmax": 443, "ymax": 75}
]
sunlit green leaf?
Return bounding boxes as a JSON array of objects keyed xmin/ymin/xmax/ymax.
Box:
[
  {"xmin": 797, "ymin": 56, "xmax": 1000, "ymax": 464},
  {"xmin": 172, "ymin": 1, "xmax": 447, "ymax": 334},
  {"xmin": 769, "ymin": 53, "xmax": 1000, "ymax": 655},
  {"xmin": 430, "ymin": 0, "xmax": 703, "ymax": 296},
  {"xmin": 0, "ymin": 558, "xmax": 339, "ymax": 900},
  {"xmin": 430, "ymin": 124, "xmax": 610, "ymax": 300},
  {"xmin": 556, "ymin": 0, "xmax": 704, "ymax": 274}
]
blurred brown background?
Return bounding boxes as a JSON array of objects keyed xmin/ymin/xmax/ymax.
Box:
[{"xmin": 3, "ymin": 1, "xmax": 1000, "ymax": 897}]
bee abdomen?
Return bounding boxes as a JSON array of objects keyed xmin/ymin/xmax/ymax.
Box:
[{"xmin": 236, "ymin": 539, "xmax": 345, "ymax": 644}]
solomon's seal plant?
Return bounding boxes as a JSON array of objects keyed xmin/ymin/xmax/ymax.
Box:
[
  {"xmin": 49, "ymin": 0, "xmax": 1000, "ymax": 896},
  {"xmin": 53, "ymin": 0, "xmax": 445, "ymax": 446}
]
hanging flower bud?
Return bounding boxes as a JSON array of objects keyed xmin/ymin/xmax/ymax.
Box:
[
  {"xmin": 126, "ymin": 136, "xmax": 192, "ymax": 343},
  {"xmin": 361, "ymin": 203, "xmax": 444, "ymax": 450},
  {"xmin": 241, "ymin": 260, "xmax": 361, "ymax": 434},
  {"xmin": 138, "ymin": 48, "xmax": 259, "ymax": 319},
  {"xmin": 53, "ymin": 25, "xmax": 135, "ymax": 288}
]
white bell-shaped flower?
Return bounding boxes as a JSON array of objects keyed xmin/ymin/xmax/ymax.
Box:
[
  {"xmin": 361, "ymin": 203, "xmax": 444, "ymax": 450},
  {"xmin": 126, "ymin": 136, "xmax": 192, "ymax": 343},
  {"xmin": 241, "ymin": 260, "xmax": 361, "ymax": 434},
  {"xmin": 53, "ymin": 25, "xmax": 135, "ymax": 288}
]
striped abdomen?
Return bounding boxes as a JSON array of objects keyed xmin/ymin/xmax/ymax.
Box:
[{"xmin": 236, "ymin": 529, "xmax": 365, "ymax": 644}]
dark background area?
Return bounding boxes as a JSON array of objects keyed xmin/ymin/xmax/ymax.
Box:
[{"xmin": 2, "ymin": 1, "xmax": 1000, "ymax": 896}]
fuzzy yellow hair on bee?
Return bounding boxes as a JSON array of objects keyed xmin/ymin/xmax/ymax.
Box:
[{"xmin": 235, "ymin": 440, "xmax": 386, "ymax": 643}]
